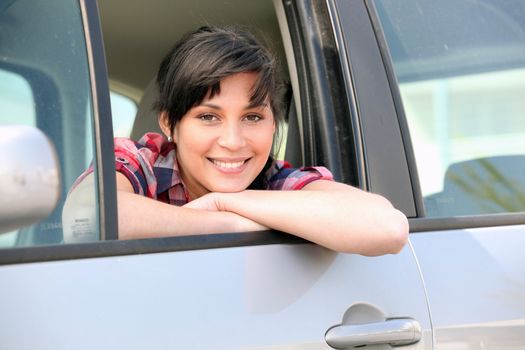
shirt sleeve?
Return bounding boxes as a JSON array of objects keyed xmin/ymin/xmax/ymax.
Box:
[
  {"xmin": 69, "ymin": 137, "xmax": 152, "ymax": 196},
  {"xmin": 266, "ymin": 160, "xmax": 334, "ymax": 190},
  {"xmin": 113, "ymin": 137, "xmax": 156, "ymax": 197},
  {"xmin": 70, "ymin": 133, "xmax": 172, "ymax": 199}
]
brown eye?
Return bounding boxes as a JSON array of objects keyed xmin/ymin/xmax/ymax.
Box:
[
  {"xmin": 199, "ymin": 114, "xmax": 218, "ymax": 122},
  {"xmin": 244, "ymin": 114, "xmax": 262, "ymax": 122}
]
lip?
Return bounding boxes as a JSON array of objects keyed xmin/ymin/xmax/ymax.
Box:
[{"xmin": 207, "ymin": 157, "xmax": 251, "ymax": 174}]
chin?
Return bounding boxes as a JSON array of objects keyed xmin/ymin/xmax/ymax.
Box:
[{"xmin": 208, "ymin": 180, "xmax": 252, "ymax": 193}]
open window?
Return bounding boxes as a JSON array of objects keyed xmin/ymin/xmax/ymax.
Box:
[{"xmin": 94, "ymin": 0, "xmax": 356, "ymax": 244}]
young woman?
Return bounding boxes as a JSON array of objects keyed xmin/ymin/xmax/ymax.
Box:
[{"xmin": 69, "ymin": 26, "xmax": 408, "ymax": 255}]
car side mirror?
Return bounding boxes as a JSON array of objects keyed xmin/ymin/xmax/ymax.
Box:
[{"xmin": 0, "ymin": 125, "xmax": 60, "ymax": 234}]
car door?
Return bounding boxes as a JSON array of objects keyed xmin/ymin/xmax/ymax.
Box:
[
  {"xmin": 0, "ymin": 1, "xmax": 432, "ymax": 349},
  {"xmin": 354, "ymin": 0, "xmax": 525, "ymax": 348}
]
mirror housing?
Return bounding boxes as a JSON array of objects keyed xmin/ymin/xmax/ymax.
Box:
[{"xmin": 0, "ymin": 125, "xmax": 60, "ymax": 234}]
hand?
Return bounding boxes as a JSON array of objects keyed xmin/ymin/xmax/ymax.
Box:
[
  {"xmin": 222, "ymin": 211, "xmax": 270, "ymax": 232},
  {"xmin": 184, "ymin": 192, "xmax": 269, "ymax": 232},
  {"xmin": 183, "ymin": 192, "xmax": 223, "ymax": 211}
]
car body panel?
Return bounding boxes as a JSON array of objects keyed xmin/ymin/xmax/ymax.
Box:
[
  {"xmin": 410, "ymin": 225, "xmax": 525, "ymax": 349},
  {"xmin": 0, "ymin": 243, "xmax": 431, "ymax": 349}
]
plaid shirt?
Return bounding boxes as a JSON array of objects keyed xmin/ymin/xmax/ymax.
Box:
[{"xmin": 77, "ymin": 133, "xmax": 333, "ymax": 206}]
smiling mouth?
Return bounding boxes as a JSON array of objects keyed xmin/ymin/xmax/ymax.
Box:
[{"xmin": 208, "ymin": 158, "xmax": 250, "ymax": 169}]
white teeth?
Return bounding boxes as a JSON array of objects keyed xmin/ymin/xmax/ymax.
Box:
[{"xmin": 211, "ymin": 159, "xmax": 245, "ymax": 169}]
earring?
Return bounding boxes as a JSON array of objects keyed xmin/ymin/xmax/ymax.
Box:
[{"xmin": 167, "ymin": 136, "xmax": 173, "ymax": 142}]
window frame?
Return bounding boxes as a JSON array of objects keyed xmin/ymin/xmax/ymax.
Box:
[
  {"xmin": 80, "ymin": 0, "xmax": 118, "ymax": 241},
  {"xmin": 332, "ymin": 0, "xmax": 419, "ymax": 216}
]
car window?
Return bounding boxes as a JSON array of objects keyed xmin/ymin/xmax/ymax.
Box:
[
  {"xmin": 0, "ymin": 0, "xmax": 99, "ymax": 247},
  {"xmin": 374, "ymin": 0, "xmax": 525, "ymax": 217}
]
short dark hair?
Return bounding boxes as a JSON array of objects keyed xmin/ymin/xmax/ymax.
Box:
[{"xmin": 154, "ymin": 26, "xmax": 282, "ymax": 135}]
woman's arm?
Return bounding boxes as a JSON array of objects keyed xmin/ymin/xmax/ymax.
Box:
[
  {"xmin": 64, "ymin": 172, "xmax": 268, "ymax": 241},
  {"xmin": 65, "ymin": 173, "xmax": 408, "ymax": 254},
  {"xmin": 185, "ymin": 180, "xmax": 409, "ymax": 256},
  {"xmin": 115, "ymin": 173, "xmax": 269, "ymax": 239}
]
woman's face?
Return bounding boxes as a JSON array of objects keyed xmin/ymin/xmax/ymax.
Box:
[{"xmin": 163, "ymin": 72, "xmax": 275, "ymax": 200}]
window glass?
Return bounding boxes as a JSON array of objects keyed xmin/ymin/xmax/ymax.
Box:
[
  {"xmin": 110, "ymin": 91, "xmax": 137, "ymax": 138},
  {"xmin": 375, "ymin": 0, "xmax": 525, "ymax": 217},
  {"xmin": 0, "ymin": 70, "xmax": 36, "ymax": 246},
  {"xmin": 0, "ymin": 70, "xmax": 35, "ymax": 126},
  {"xmin": 0, "ymin": 0, "xmax": 99, "ymax": 247}
]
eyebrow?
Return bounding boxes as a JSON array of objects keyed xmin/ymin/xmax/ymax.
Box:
[
  {"xmin": 201, "ymin": 102, "xmax": 269, "ymax": 110},
  {"xmin": 201, "ymin": 103, "xmax": 221, "ymax": 110}
]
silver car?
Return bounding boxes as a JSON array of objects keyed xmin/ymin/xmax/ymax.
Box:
[{"xmin": 1, "ymin": 0, "xmax": 524, "ymax": 349}]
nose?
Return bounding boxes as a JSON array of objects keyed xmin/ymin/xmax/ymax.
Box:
[{"xmin": 217, "ymin": 121, "xmax": 246, "ymax": 150}]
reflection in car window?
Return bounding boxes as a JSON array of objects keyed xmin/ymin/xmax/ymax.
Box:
[
  {"xmin": 0, "ymin": 70, "xmax": 36, "ymax": 246},
  {"xmin": 0, "ymin": 70, "xmax": 35, "ymax": 126},
  {"xmin": 0, "ymin": 0, "xmax": 99, "ymax": 247},
  {"xmin": 375, "ymin": 0, "xmax": 525, "ymax": 217}
]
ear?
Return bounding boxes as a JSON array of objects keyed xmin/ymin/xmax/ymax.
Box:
[{"xmin": 158, "ymin": 111, "xmax": 173, "ymax": 140}]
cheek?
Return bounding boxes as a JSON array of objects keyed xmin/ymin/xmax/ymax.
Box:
[
  {"xmin": 251, "ymin": 127, "xmax": 275, "ymax": 154},
  {"xmin": 179, "ymin": 136, "xmax": 205, "ymax": 155},
  {"xmin": 175, "ymin": 124, "xmax": 210, "ymax": 156}
]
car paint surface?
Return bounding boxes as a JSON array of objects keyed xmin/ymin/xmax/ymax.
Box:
[
  {"xmin": 0, "ymin": 243, "xmax": 432, "ymax": 349},
  {"xmin": 410, "ymin": 225, "xmax": 525, "ymax": 349}
]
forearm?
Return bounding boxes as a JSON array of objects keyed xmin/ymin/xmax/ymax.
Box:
[
  {"xmin": 117, "ymin": 191, "xmax": 237, "ymax": 239},
  {"xmin": 219, "ymin": 185, "xmax": 408, "ymax": 255},
  {"xmin": 112, "ymin": 172, "xmax": 264, "ymax": 239}
]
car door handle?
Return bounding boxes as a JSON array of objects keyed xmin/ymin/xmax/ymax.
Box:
[{"xmin": 325, "ymin": 318, "xmax": 422, "ymax": 349}]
